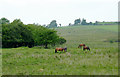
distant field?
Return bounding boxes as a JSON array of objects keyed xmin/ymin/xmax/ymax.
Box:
[
  {"xmin": 2, "ymin": 25, "xmax": 118, "ymax": 75},
  {"xmin": 56, "ymin": 25, "xmax": 118, "ymax": 48},
  {"xmin": 93, "ymin": 25, "xmax": 118, "ymax": 32}
]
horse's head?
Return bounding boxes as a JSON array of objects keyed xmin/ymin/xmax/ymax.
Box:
[
  {"xmin": 83, "ymin": 44, "xmax": 85, "ymax": 46},
  {"xmin": 83, "ymin": 45, "xmax": 86, "ymax": 48},
  {"xmin": 63, "ymin": 47, "xmax": 67, "ymax": 52}
]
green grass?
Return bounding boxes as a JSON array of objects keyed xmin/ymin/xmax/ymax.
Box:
[
  {"xmin": 2, "ymin": 25, "xmax": 118, "ymax": 75},
  {"xmin": 93, "ymin": 25, "xmax": 118, "ymax": 32},
  {"xmin": 56, "ymin": 25, "xmax": 118, "ymax": 48}
]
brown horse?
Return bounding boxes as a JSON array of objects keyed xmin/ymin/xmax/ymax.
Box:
[
  {"xmin": 83, "ymin": 46, "xmax": 90, "ymax": 51},
  {"xmin": 78, "ymin": 44, "xmax": 85, "ymax": 48},
  {"xmin": 55, "ymin": 47, "xmax": 67, "ymax": 53}
]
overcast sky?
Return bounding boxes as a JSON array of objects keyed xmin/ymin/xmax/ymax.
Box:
[{"xmin": 0, "ymin": 0, "xmax": 119, "ymax": 26}]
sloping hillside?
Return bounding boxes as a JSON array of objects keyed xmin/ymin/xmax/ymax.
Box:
[{"xmin": 55, "ymin": 25, "xmax": 118, "ymax": 48}]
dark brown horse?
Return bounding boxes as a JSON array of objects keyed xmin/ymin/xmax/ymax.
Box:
[
  {"xmin": 55, "ymin": 47, "xmax": 67, "ymax": 53},
  {"xmin": 78, "ymin": 44, "xmax": 85, "ymax": 48},
  {"xmin": 83, "ymin": 46, "xmax": 90, "ymax": 51}
]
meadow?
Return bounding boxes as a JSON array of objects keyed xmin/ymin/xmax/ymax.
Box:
[{"xmin": 2, "ymin": 25, "xmax": 118, "ymax": 75}]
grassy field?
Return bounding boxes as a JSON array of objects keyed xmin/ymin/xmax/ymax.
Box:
[
  {"xmin": 2, "ymin": 25, "xmax": 118, "ymax": 75},
  {"xmin": 93, "ymin": 25, "xmax": 118, "ymax": 32}
]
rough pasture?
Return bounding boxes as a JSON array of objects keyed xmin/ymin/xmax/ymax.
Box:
[{"xmin": 2, "ymin": 25, "xmax": 118, "ymax": 75}]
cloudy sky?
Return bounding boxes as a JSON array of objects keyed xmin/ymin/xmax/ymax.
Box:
[{"xmin": 0, "ymin": 0, "xmax": 119, "ymax": 26}]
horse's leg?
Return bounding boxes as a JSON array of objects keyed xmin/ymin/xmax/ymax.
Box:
[
  {"xmin": 87, "ymin": 48, "xmax": 90, "ymax": 51},
  {"xmin": 83, "ymin": 48, "xmax": 85, "ymax": 51},
  {"xmin": 55, "ymin": 49, "xmax": 57, "ymax": 53},
  {"xmin": 89, "ymin": 48, "xmax": 90, "ymax": 51}
]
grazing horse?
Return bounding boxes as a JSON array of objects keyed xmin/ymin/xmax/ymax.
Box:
[
  {"xmin": 78, "ymin": 44, "xmax": 85, "ymax": 48},
  {"xmin": 83, "ymin": 46, "xmax": 90, "ymax": 51},
  {"xmin": 55, "ymin": 47, "xmax": 67, "ymax": 53}
]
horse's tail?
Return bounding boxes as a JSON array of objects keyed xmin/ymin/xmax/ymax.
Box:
[
  {"xmin": 55, "ymin": 49, "xmax": 57, "ymax": 53},
  {"xmin": 79, "ymin": 46, "xmax": 82, "ymax": 48}
]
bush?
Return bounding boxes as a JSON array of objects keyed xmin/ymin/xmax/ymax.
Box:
[{"xmin": 2, "ymin": 18, "xmax": 66, "ymax": 48}]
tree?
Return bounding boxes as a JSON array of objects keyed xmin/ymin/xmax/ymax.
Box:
[
  {"xmin": 29, "ymin": 24, "xmax": 61, "ymax": 48},
  {"xmin": 81, "ymin": 18, "xmax": 87, "ymax": 25},
  {"xmin": 42, "ymin": 24, "xmax": 46, "ymax": 27},
  {"xmin": 68, "ymin": 23, "xmax": 72, "ymax": 26},
  {"xmin": 48, "ymin": 20, "xmax": 57, "ymax": 28},
  {"xmin": 2, "ymin": 19, "xmax": 34, "ymax": 48},
  {"xmin": 59, "ymin": 24, "xmax": 61, "ymax": 27},
  {"xmin": 11, "ymin": 19, "xmax": 34, "ymax": 47},
  {"xmin": 39, "ymin": 29, "xmax": 59, "ymax": 48},
  {"xmin": 74, "ymin": 18, "xmax": 81, "ymax": 25},
  {"xmin": 2, "ymin": 18, "xmax": 66, "ymax": 48},
  {"xmin": 0, "ymin": 17, "xmax": 10, "ymax": 24},
  {"xmin": 58, "ymin": 37, "xmax": 66, "ymax": 45},
  {"xmin": 94, "ymin": 21, "xmax": 98, "ymax": 25},
  {"xmin": 89, "ymin": 22, "xmax": 93, "ymax": 25}
]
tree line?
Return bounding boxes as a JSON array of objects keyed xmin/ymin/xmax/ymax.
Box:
[
  {"xmin": 1, "ymin": 18, "xmax": 66, "ymax": 48},
  {"xmin": 41, "ymin": 18, "xmax": 118, "ymax": 28},
  {"xmin": 69, "ymin": 18, "xmax": 118, "ymax": 26}
]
